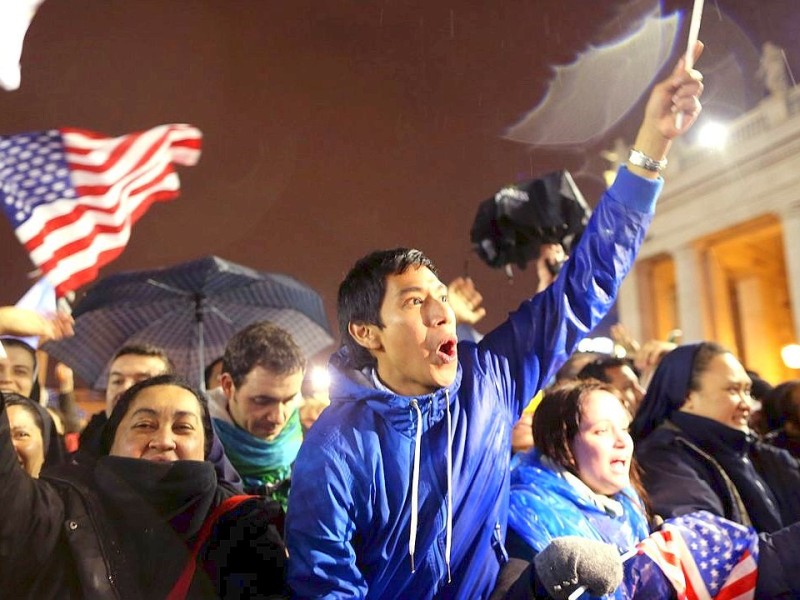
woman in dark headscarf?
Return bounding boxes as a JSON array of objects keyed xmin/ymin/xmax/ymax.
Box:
[
  {"xmin": 3, "ymin": 392, "xmax": 65, "ymax": 476},
  {"xmin": 631, "ymin": 342, "xmax": 800, "ymax": 534},
  {"xmin": 0, "ymin": 375, "xmax": 287, "ymax": 599}
]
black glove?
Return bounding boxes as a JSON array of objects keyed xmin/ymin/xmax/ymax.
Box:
[{"xmin": 533, "ymin": 537, "xmax": 622, "ymax": 599}]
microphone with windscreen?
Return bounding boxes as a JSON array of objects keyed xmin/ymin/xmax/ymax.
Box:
[{"xmin": 533, "ymin": 537, "xmax": 623, "ymax": 600}]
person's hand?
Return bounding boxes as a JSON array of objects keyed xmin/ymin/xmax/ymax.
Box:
[
  {"xmin": 634, "ymin": 339, "xmax": 677, "ymax": 389},
  {"xmin": 610, "ymin": 323, "xmax": 640, "ymax": 357},
  {"xmin": 447, "ymin": 277, "xmax": 486, "ymax": 325},
  {"xmin": 534, "ymin": 243, "xmax": 567, "ymax": 293},
  {"xmin": 629, "ymin": 41, "xmax": 704, "ymax": 179},
  {"xmin": 641, "ymin": 41, "xmax": 705, "ymax": 139},
  {"xmin": 55, "ymin": 362, "xmax": 74, "ymax": 393},
  {"xmin": 0, "ymin": 306, "xmax": 75, "ymax": 341},
  {"xmin": 633, "ymin": 339, "xmax": 677, "ymax": 373}
]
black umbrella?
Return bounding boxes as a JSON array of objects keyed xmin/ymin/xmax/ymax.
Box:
[
  {"xmin": 42, "ymin": 256, "xmax": 335, "ymax": 391},
  {"xmin": 470, "ymin": 170, "xmax": 591, "ymax": 272}
]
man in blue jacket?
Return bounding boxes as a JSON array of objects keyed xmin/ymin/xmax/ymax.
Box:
[{"xmin": 286, "ymin": 51, "xmax": 704, "ymax": 599}]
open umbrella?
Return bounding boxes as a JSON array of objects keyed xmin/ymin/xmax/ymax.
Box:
[
  {"xmin": 470, "ymin": 170, "xmax": 591, "ymax": 272},
  {"xmin": 502, "ymin": 6, "xmax": 680, "ymax": 147},
  {"xmin": 42, "ymin": 256, "xmax": 335, "ymax": 391}
]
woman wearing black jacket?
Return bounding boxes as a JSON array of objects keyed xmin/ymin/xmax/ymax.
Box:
[{"xmin": 0, "ymin": 375, "xmax": 287, "ymax": 599}]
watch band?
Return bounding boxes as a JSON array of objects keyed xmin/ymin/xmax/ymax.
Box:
[{"xmin": 628, "ymin": 148, "xmax": 668, "ymax": 172}]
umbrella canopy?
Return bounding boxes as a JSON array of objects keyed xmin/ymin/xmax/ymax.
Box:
[
  {"xmin": 42, "ymin": 256, "xmax": 335, "ymax": 391},
  {"xmin": 470, "ymin": 170, "xmax": 591, "ymax": 271},
  {"xmin": 502, "ymin": 7, "xmax": 679, "ymax": 147}
]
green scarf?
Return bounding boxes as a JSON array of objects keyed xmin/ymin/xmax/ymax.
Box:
[{"xmin": 213, "ymin": 408, "xmax": 302, "ymax": 509}]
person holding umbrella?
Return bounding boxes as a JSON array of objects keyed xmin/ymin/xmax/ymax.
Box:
[{"xmin": 285, "ymin": 47, "xmax": 705, "ymax": 598}]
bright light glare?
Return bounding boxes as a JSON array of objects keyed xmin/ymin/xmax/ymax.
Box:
[
  {"xmin": 697, "ymin": 121, "xmax": 729, "ymax": 149},
  {"xmin": 310, "ymin": 365, "xmax": 331, "ymax": 392},
  {"xmin": 781, "ymin": 344, "xmax": 800, "ymax": 369},
  {"xmin": 577, "ymin": 337, "xmax": 614, "ymax": 355}
]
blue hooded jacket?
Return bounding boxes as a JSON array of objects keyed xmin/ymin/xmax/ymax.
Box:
[
  {"xmin": 508, "ymin": 449, "xmax": 649, "ymax": 557},
  {"xmin": 285, "ymin": 168, "xmax": 662, "ymax": 599}
]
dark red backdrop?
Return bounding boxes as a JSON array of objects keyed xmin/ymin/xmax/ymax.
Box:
[{"xmin": 1, "ymin": 0, "xmax": 797, "ymax": 362}]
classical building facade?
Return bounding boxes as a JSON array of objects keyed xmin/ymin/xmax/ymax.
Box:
[{"xmin": 615, "ymin": 83, "xmax": 800, "ymax": 382}]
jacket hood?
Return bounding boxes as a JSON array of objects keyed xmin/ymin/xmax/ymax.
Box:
[{"xmin": 327, "ymin": 345, "xmax": 463, "ymax": 437}]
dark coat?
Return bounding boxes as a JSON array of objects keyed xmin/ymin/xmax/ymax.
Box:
[
  {"xmin": 636, "ymin": 412, "xmax": 800, "ymax": 533},
  {"xmin": 0, "ymin": 399, "xmax": 286, "ymax": 599}
]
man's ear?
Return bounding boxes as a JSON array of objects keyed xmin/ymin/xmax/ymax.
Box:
[
  {"xmin": 348, "ymin": 321, "xmax": 382, "ymax": 351},
  {"xmin": 220, "ymin": 372, "xmax": 236, "ymax": 402}
]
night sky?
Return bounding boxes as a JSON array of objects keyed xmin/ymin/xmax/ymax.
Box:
[{"xmin": 2, "ymin": 0, "xmax": 798, "ymax": 374}]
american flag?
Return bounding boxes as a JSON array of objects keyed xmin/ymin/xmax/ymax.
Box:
[
  {"xmin": 634, "ymin": 511, "xmax": 758, "ymax": 600},
  {"xmin": 0, "ymin": 124, "xmax": 202, "ymax": 296}
]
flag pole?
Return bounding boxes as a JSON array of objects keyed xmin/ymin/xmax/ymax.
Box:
[{"xmin": 675, "ymin": 0, "xmax": 704, "ymax": 129}]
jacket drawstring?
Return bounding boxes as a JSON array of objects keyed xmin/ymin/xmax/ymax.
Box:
[
  {"xmin": 409, "ymin": 399, "xmax": 423, "ymax": 573},
  {"xmin": 444, "ymin": 389, "xmax": 452, "ymax": 583},
  {"xmin": 408, "ymin": 392, "xmax": 453, "ymax": 584}
]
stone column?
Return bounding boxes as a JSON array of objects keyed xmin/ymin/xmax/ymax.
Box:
[
  {"xmin": 617, "ymin": 266, "xmax": 642, "ymax": 344},
  {"xmin": 780, "ymin": 204, "xmax": 800, "ymax": 341},
  {"xmin": 672, "ymin": 245, "xmax": 705, "ymax": 343}
]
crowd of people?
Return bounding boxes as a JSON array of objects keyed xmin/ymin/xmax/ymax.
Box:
[{"xmin": 2, "ymin": 42, "xmax": 800, "ymax": 600}]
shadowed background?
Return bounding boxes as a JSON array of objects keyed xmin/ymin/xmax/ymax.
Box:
[{"xmin": 2, "ymin": 0, "xmax": 797, "ymax": 370}]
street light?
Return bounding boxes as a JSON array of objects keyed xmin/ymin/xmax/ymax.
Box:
[
  {"xmin": 697, "ymin": 121, "xmax": 729, "ymax": 149},
  {"xmin": 781, "ymin": 344, "xmax": 800, "ymax": 369}
]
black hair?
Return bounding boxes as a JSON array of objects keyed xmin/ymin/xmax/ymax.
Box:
[
  {"xmin": 222, "ymin": 321, "xmax": 306, "ymax": 388},
  {"xmin": 767, "ymin": 380, "xmax": 800, "ymax": 429},
  {"xmin": 101, "ymin": 374, "xmax": 213, "ymax": 458},
  {"xmin": 576, "ymin": 356, "xmax": 631, "ymax": 384},
  {"xmin": 3, "ymin": 392, "xmax": 44, "ymax": 434},
  {"xmin": 204, "ymin": 356, "xmax": 224, "ymax": 389},
  {"xmin": 111, "ymin": 343, "xmax": 175, "ymax": 374},
  {"xmin": 337, "ymin": 248, "xmax": 438, "ymax": 369},
  {"xmin": 1, "ymin": 390, "xmax": 66, "ymax": 468}
]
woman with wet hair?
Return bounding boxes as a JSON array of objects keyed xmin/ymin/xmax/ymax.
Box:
[
  {"xmin": 505, "ymin": 378, "xmax": 800, "ymax": 599},
  {"xmin": 507, "ymin": 380, "xmax": 651, "ymax": 561},
  {"xmin": 0, "ymin": 374, "xmax": 287, "ymax": 598}
]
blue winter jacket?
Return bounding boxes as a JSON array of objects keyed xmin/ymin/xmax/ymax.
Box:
[
  {"xmin": 507, "ymin": 449, "xmax": 650, "ymax": 558},
  {"xmin": 285, "ymin": 168, "xmax": 662, "ymax": 599}
]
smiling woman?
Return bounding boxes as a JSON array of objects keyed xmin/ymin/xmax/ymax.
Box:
[
  {"xmin": 0, "ymin": 374, "xmax": 288, "ymax": 598},
  {"xmin": 632, "ymin": 342, "xmax": 800, "ymax": 535}
]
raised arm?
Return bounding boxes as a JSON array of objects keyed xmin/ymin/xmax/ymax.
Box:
[
  {"xmin": 476, "ymin": 46, "xmax": 704, "ymax": 417},
  {"xmin": 0, "ymin": 306, "xmax": 74, "ymax": 342}
]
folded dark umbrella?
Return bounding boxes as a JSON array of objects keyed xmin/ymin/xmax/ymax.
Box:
[
  {"xmin": 470, "ymin": 170, "xmax": 591, "ymax": 271},
  {"xmin": 42, "ymin": 256, "xmax": 335, "ymax": 391}
]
